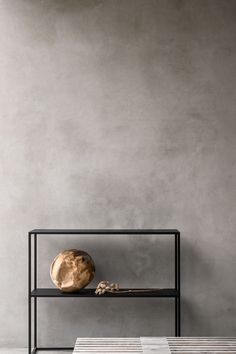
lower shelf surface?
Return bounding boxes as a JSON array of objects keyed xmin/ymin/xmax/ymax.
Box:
[{"xmin": 31, "ymin": 288, "xmax": 178, "ymax": 298}]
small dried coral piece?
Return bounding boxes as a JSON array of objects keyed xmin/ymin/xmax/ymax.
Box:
[{"xmin": 95, "ymin": 280, "xmax": 119, "ymax": 295}]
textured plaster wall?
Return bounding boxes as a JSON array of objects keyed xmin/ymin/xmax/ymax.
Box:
[{"xmin": 0, "ymin": 0, "xmax": 236, "ymax": 348}]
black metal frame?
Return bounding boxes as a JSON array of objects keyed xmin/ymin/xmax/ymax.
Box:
[{"xmin": 28, "ymin": 229, "xmax": 181, "ymax": 353}]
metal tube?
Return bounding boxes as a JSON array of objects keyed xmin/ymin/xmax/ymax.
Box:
[
  {"xmin": 175, "ymin": 233, "xmax": 177, "ymax": 290},
  {"xmin": 175, "ymin": 233, "xmax": 177, "ymax": 336},
  {"xmin": 28, "ymin": 232, "xmax": 31, "ymax": 354},
  {"xmin": 175, "ymin": 232, "xmax": 181, "ymax": 336},
  {"xmin": 34, "ymin": 234, "xmax": 37, "ymax": 288},
  {"xmin": 175, "ymin": 297, "xmax": 177, "ymax": 336},
  {"xmin": 34, "ymin": 234, "xmax": 37, "ymax": 349},
  {"xmin": 177, "ymin": 232, "xmax": 181, "ymax": 336}
]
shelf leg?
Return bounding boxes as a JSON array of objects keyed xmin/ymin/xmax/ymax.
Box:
[
  {"xmin": 178, "ymin": 232, "xmax": 181, "ymax": 336},
  {"xmin": 175, "ymin": 232, "xmax": 181, "ymax": 337},
  {"xmin": 178, "ymin": 296, "xmax": 181, "ymax": 336},
  {"xmin": 29, "ymin": 298, "xmax": 32, "ymax": 354},
  {"xmin": 175, "ymin": 297, "xmax": 177, "ymax": 336},
  {"xmin": 28, "ymin": 233, "xmax": 31, "ymax": 354},
  {"xmin": 175, "ymin": 296, "xmax": 181, "ymax": 337},
  {"xmin": 34, "ymin": 234, "xmax": 37, "ymax": 348}
]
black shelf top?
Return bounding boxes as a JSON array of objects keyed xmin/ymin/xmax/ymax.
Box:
[
  {"xmin": 31, "ymin": 288, "xmax": 178, "ymax": 298},
  {"xmin": 29, "ymin": 229, "xmax": 179, "ymax": 235}
]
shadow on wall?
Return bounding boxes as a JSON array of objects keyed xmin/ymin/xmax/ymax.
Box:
[
  {"xmin": 37, "ymin": 230, "xmax": 221, "ymax": 339},
  {"xmin": 38, "ymin": 234, "xmax": 176, "ymax": 288},
  {"xmin": 37, "ymin": 234, "xmax": 177, "ymax": 344},
  {"xmin": 181, "ymin": 236, "xmax": 219, "ymax": 336}
]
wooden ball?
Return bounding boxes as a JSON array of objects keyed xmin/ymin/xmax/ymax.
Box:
[{"xmin": 50, "ymin": 249, "xmax": 95, "ymax": 292}]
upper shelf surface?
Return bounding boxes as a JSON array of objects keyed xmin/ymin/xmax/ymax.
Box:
[{"xmin": 29, "ymin": 229, "xmax": 180, "ymax": 235}]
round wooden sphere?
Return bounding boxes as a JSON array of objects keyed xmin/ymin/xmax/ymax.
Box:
[{"xmin": 50, "ymin": 249, "xmax": 95, "ymax": 292}]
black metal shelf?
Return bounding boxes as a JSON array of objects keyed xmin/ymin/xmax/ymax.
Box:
[
  {"xmin": 31, "ymin": 288, "xmax": 178, "ymax": 298},
  {"xmin": 28, "ymin": 229, "xmax": 180, "ymax": 353}
]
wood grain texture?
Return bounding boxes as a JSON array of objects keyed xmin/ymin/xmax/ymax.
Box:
[
  {"xmin": 73, "ymin": 338, "xmax": 143, "ymax": 353},
  {"xmin": 140, "ymin": 337, "xmax": 170, "ymax": 354},
  {"xmin": 167, "ymin": 337, "xmax": 236, "ymax": 353},
  {"xmin": 73, "ymin": 337, "xmax": 236, "ymax": 354}
]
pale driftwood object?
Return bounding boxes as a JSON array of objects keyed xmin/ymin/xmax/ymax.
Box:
[
  {"xmin": 50, "ymin": 249, "xmax": 95, "ymax": 292},
  {"xmin": 95, "ymin": 280, "xmax": 160, "ymax": 295}
]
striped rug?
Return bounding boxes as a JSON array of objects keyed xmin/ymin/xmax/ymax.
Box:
[
  {"xmin": 73, "ymin": 337, "xmax": 236, "ymax": 353},
  {"xmin": 73, "ymin": 338, "xmax": 142, "ymax": 353}
]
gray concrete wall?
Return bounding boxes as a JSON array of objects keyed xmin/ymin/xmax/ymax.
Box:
[{"xmin": 0, "ymin": 0, "xmax": 236, "ymax": 348}]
